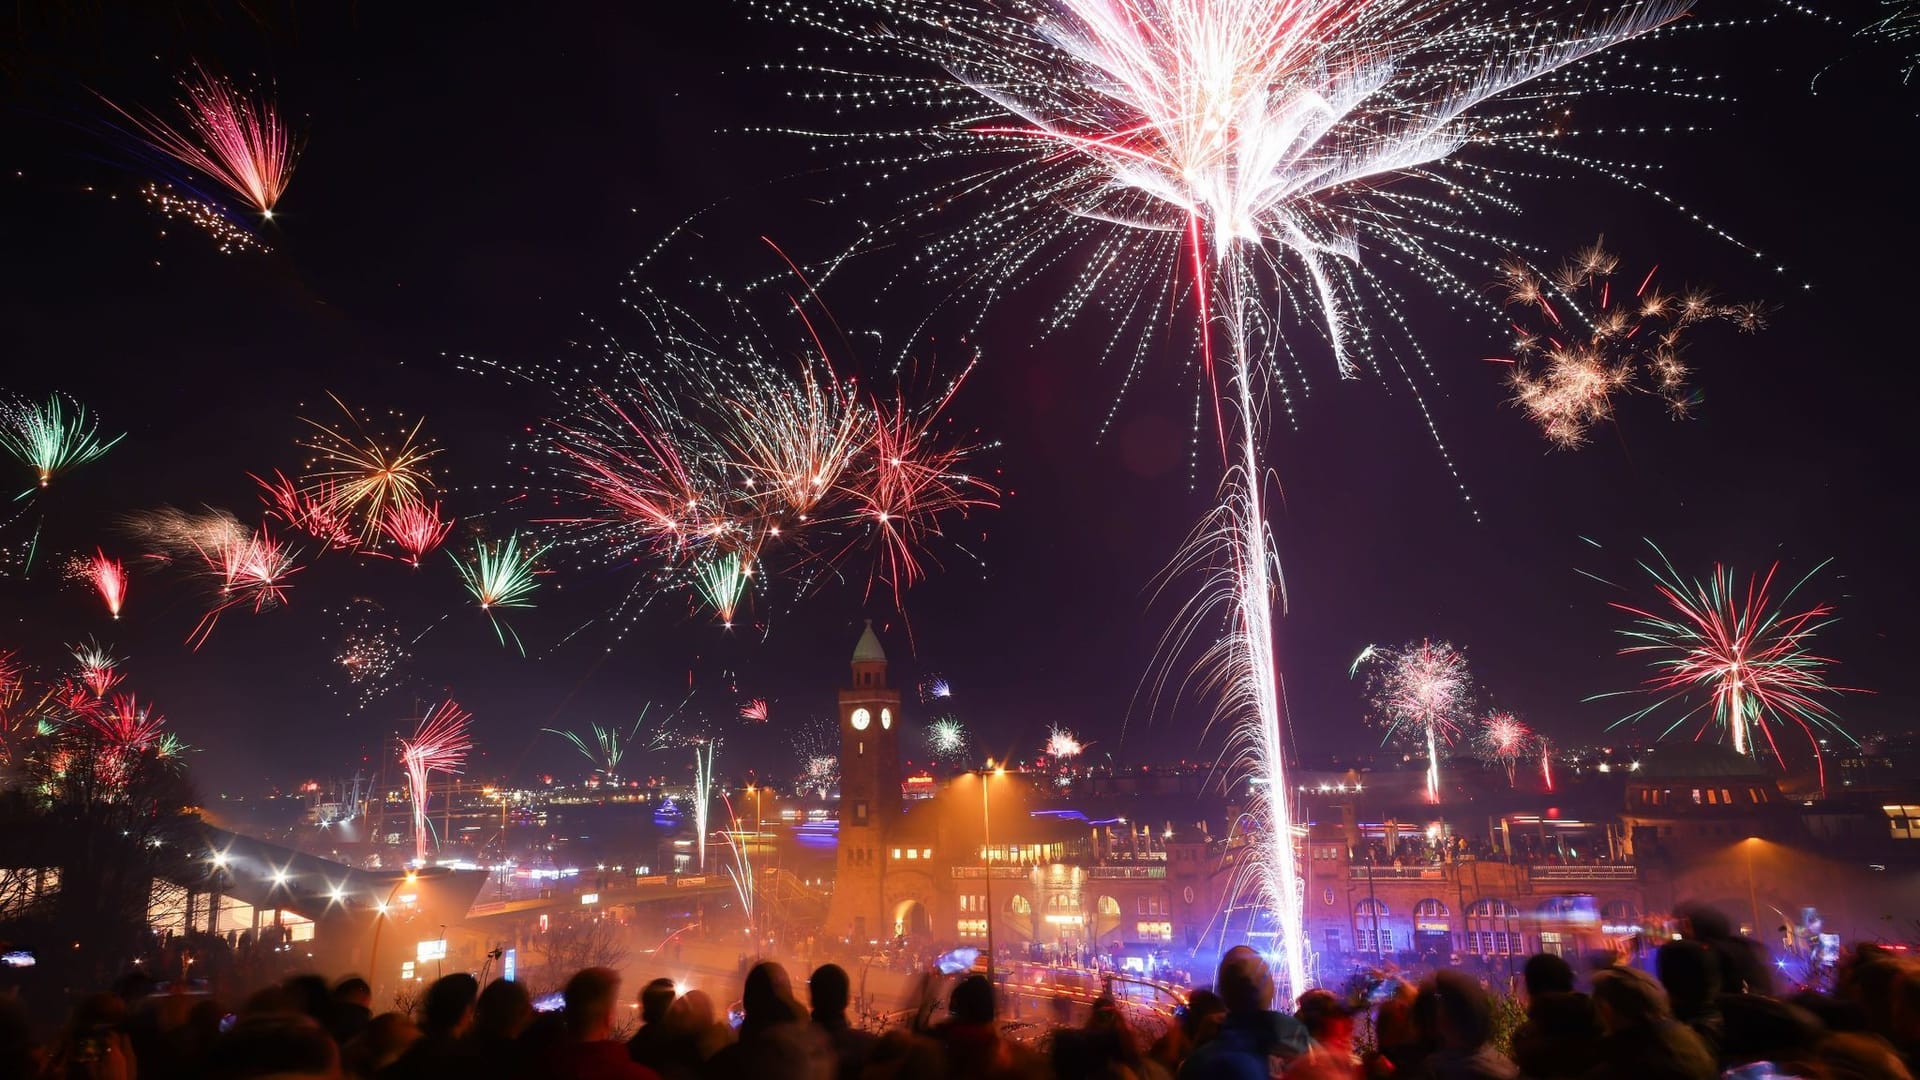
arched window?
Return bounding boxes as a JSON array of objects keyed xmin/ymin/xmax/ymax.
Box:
[
  {"xmin": 1536, "ymin": 895, "xmax": 1580, "ymax": 917},
  {"xmin": 1097, "ymin": 896, "xmax": 1121, "ymax": 916},
  {"xmin": 1353, "ymin": 898, "xmax": 1391, "ymax": 953},
  {"xmin": 1047, "ymin": 893, "xmax": 1075, "ymax": 912},
  {"xmin": 1601, "ymin": 900, "xmax": 1641, "ymax": 928},
  {"xmin": 1413, "ymin": 898, "xmax": 1449, "ymax": 919},
  {"xmin": 1464, "ymin": 899, "xmax": 1520, "ymax": 957},
  {"xmin": 1009, "ymin": 894, "xmax": 1031, "ymax": 916}
]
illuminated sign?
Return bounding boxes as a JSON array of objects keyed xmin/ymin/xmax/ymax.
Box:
[
  {"xmin": 503, "ymin": 948, "xmax": 516, "ymax": 982},
  {"xmin": 581, "ymin": 893, "xmax": 600, "ymax": 905},
  {"xmin": 417, "ymin": 939, "xmax": 447, "ymax": 962}
]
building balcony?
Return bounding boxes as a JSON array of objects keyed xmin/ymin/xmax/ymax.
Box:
[
  {"xmin": 1528, "ymin": 864, "xmax": 1637, "ymax": 881},
  {"xmin": 951, "ymin": 866, "xmax": 1029, "ymax": 880},
  {"xmin": 1349, "ymin": 866, "xmax": 1448, "ymax": 881},
  {"xmin": 1087, "ymin": 866, "xmax": 1166, "ymax": 880}
]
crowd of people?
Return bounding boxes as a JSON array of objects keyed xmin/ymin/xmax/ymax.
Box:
[{"xmin": 4, "ymin": 906, "xmax": 1919, "ymax": 1080}]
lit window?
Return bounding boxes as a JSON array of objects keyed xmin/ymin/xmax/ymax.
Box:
[
  {"xmin": 892, "ymin": 849, "xmax": 902, "ymax": 859},
  {"xmin": 922, "ymin": 849, "xmax": 932, "ymax": 859}
]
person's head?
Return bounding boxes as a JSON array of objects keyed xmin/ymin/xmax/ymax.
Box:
[
  {"xmin": 207, "ymin": 1013, "xmax": 339, "ymax": 1079},
  {"xmin": 1297, "ymin": 992, "xmax": 1355, "ymax": 1047},
  {"xmin": 1523, "ymin": 953, "xmax": 1576, "ymax": 999},
  {"xmin": 1181, "ymin": 989, "xmax": 1225, "ymax": 1041},
  {"xmin": 949, "ymin": 974, "xmax": 996, "ymax": 1026},
  {"xmin": 1719, "ymin": 994, "xmax": 1822, "ymax": 1068},
  {"xmin": 809, "ymin": 964, "xmax": 851, "ymax": 1022},
  {"xmin": 1655, "ymin": 938, "xmax": 1721, "ymax": 1017},
  {"xmin": 563, "ymin": 967, "xmax": 623, "ymax": 1040},
  {"xmin": 474, "ymin": 978, "xmax": 533, "ymax": 1040},
  {"xmin": 332, "ymin": 977, "xmax": 372, "ymax": 1009},
  {"xmin": 1425, "ymin": 970, "xmax": 1494, "ymax": 1051},
  {"xmin": 742, "ymin": 962, "xmax": 801, "ymax": 1027},
  {"xmin": 282, "ymin": 974, "xmax": 330, "ymax": 1022},
  {"xmin": 1528, "ymin": 992, "xmax": 1599, "ymax": 1041},
  {"xmin": 419, "ymin": 972, "xmax": 480, "ymax": 1036},
  {"xmin": 639, "ymin": 977, "xmax": 677, "ymax": 1026},
  {"xmin": 1676, "ymin": 902, "xmax": 1733, "ymax": 942},
  {"xmin": 1590, "ymin": 967, "xmax": 1670, "ymax": 1034},
  {"xmin": 343, "ymin": 1012, "xmax": 418, "ymax": 1075},
  {"xmin": 1216, "ymin": 946, "xmax": 1276, "ymax": 1015},
  {"xmin": 668, "ymin": 988, "xmax": 718, "ymax": 1035}
]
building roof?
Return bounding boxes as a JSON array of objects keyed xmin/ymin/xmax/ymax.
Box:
[
  {"xmin": 852, "ymin": 619, "xmax": 886, "ymax": 665},
  {"xmin": 1632, "ymin": 742, "xmax": 1771, "ymax": 781}
]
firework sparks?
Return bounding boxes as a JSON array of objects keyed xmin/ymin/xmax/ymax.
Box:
[
  {"xmin": 299, "ymin": 394, "xmax": 441, "ymax": 546},
  {"xmin": 693, "ymin": 551, "xmax": 751, "ymax": 628},
  {"xmin": 692, "ymin": 742, "xmax": 715, "ymax": 872},
  {"xmin": 920, "ymin": 675, "xmax": 953, "ymax": 702},
  {"xmin": 1355, "ymin": 640, "xmax": 1475, "ymax": 803},
  {"xmin": 139, "ymin": 181, "xmax": 267, "ymax": 253},
  {"xmin": 69, "ymin": 639, "xmax": 123, "ymax": 699},
  {"xmin": 1045, "ymin": 725, "xmax": 1084, "ymax": 761},
  {"xmin": 926, "ymin": 716, "xmax": 970, "ymax": 764},
  {"xmin": 773, "ymin": 0, "xmax": 1703, "ymax": 998},
  {"xmin": 329, "ymin": 599, "xmax": 409, "ymax": 712},
  {"xmin": 87, "ymin": 550, "xmax": 128, "ymax": 619},
  {"xmin": 122, "ymin": 506, "xmax": 249, "ymax": 563},
  {"xmin": 739, "ymin": 698, "xmax": 770, "ymax": 723},
  {"xmin": 1496, "ymin": 241, "xmax": 1763, "ymax": 448},
  {"xmin": 1, "ymin": 393, "xmax": 125, "ymax": 492},
  {"xmin": 400, "ymin": 699, "xmax": 472, "ymax": 864},
  {"xmin": 187, "ymin": 526, "xmax": 300, "ymax": 650},
  {"xmin": 1475, "ymin": 710, "xmax": 1532, "ymax": 786},
  {"xmin": 543, "ymin": 717, "xmax": 643, "ymax": 780},
  {"xmin": 378, "ymin": 498, "xmax": 453, "ymax": 567},
  {"xmin": 99, "ymin": 61, "xmax": 298, "ymax": 217},
  {"xmin": 451, "ymin": 532, "xmax": 540, "ymax": 653},
  {"xmin": 800, "ymin": 753, "xmax": 840, "ymax": 799},
  {"xmin": 254, "ymin": 470, "xmax": 357, "ymax": 551},
  {"xmin": 1593, "ymin": 544, "xmax": 1860, "ymax": 789}
]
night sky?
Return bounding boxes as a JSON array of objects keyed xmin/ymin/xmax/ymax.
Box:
[{"xmin": 2, "ymin": 2, "xmax": 1915, "ymax": 794}]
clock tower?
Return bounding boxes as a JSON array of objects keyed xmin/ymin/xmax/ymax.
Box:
[{"xmin": 824, "ymin": 619, "xmax": 902, "ymax": 944}]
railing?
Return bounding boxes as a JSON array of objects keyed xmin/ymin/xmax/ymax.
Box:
[
  {"xmin": 951, "ymin": 866, "xmax": 1029, "ymax": 879},
  {"xmin": 1529, "ymin": 865, "xmax": 1637, "ymax": 881},
  {"xmin": 1088, "ymin": 866, "xmax": 1166, "ymax": 880},
  {"xmin": 1349, "ymin": 866, "xmax": 1447, "ymax": 880}
]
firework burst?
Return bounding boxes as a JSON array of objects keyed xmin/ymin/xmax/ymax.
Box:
[
  {"xmin": 87, "ymin": 550, "xmax": 128, "ymax": 619},
  {"xmin": 186, "ymin": 526, "xmax": 301, "ymax": 650},
  {"xmin": 1495, "ymin": 241, "xmax": 1763, "ymax": 448},
  {"xmin": 770, "ymin": 0, "xmax": 1713, "ymax": 998},
  {"xmin": 1593, "ymin": 544, "xmax": 1860, "ymax": 788},
  {"xmin": 253, "ymin": 470, "xmax": 357, "ymax": 551},
  {"xmin": 298, "ymin": 394, "xmax": 441, "ymax": 546},
  {"xmin": 69, "ymin": 639, "xmax": 123, "ymax": 699},
  {"xmin": 451, "ymin": 532, "xmax": 541, "ymax": 653},
  {"xmin": 920, "ymin": 675, "xmax": 953, "ymax": 702},
  {"xmin": 1354, "ymin": 640, "xmax": 1475, "ymax": 803},
  {"xmin": 378, "ymin": 498, "xmax": 453, "ymax": 567},
  {"xmin": 328, "ymin": 599, "xmax": 410, "ymax": 711},
  {"xmin": 1044, "ymin": 725, "xmax": 1085, "ymax": 762},
  {"xmin": 739, "ymin": 698, "xmax": 770, "ymax": 724},
  {"xmin": 926, "ymin": 716, "xmax": 970, "ymax": 764},
  {"xmin": 693, "ymin": 551, "xmax": 751, "ymax": 628},
  {"xmin": 790, "ymin": 716, "xmax": 841, "ymax": 797},
  {"xmin": 400, "ymin": 699, "xmax": 472, "ymax": 864},
  {"xmin": 1475, "ymin": 710, "xmax": 1532, "ymax": 786},
  {"xmin": 1, "ymin": 394, "xmax": 124, "ymax": 492},
  {"xmin": 543, "ymin": 718, "xmax": 642, "ymax": 780},
  {"xmin": 99, "ymin": 61, "xmax": 298, "ymax": 217}
]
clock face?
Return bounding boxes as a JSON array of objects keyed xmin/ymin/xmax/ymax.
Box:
[
  {"xmin": 850, "ymin": 707, "xmax": 871, "ymax": 731},
  {"xmin": 880, "ymin": 707, "xmax": 893, "ymax": 730}
]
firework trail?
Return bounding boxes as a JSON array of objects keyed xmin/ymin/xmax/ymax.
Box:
[
  {"xmin": 919, "ymin": 675, "xmax": 953, "ymax": 702},
  {"xmin": 328, "ymin": 599, "xmax": 410, "ymax": 712},
  {"xmin": 1, "ymin": 393, "xmax": 124, "ymax": 493},
  {"xmin": 1866, "ymin": 2, "xmax": 1919, "ymax": 82},
  {"xmin": 139, "ymin": 182, "xmax": 268, "ymax": 254},
  {"xmin": 460, "ymin": 281, "xmax": 997, "ymax": 640},
  {"xmin": 186, "ymin": 526, "xmax": 300, "ymax": 650},
  {"xmin": 926, "ymin": 716, "xmax": 969, "ymax": 764},
  {"xmin": 378, "ymin": 499, "xmax": 453, "ymax": 567},
  {"xmin": 122, "ymin": 506, "xmax": 249, "ymax": 564},
  {"xmin": 719, "ymin": 793, "xmax": 756, "ymax": 931},
  {"xmin": 1540, "ymin": 738, "xmax": 1555, "ymax": 791},
  {"xmin": 298, "ymin": 394, "xmax": 441, "ymax": 546},
  {"xmin": 87, "ymin": 550, "xmax": 128, "ymax": 620},
  {"xmin": 451, "ymin": 532, "xmax": 540, "ymax": 654},
  {"xmin": 692, "ymin": 741, "xmax": 715, "ymax": 872},
  {"xmin": 1354, "ymin": 640, "xmax": 1475, "ymax": 803},
  {"xmin": 1494, "ymin": 240, "xmax": 1762, "ymax": 448},
  {"xmin": 98, "ymin": 61, "xmax": 298, "ymax": 218},
  {"xmin": 739, "ymin": 698, "xmax": 770, "ymax": 723},
  {"xmin": 772, "ymin": 0, "xmax": 1706, "ymax": 997},
  {"xmin": 254, "ymin": 470, "xmax": 357, "ymax": 551},
  {"xmin": 1590, "ymin": 543, "xmax": 1860, "ymax": 789},
  {"xmin": 1475, "ymin": 710, "xmax": 1532, "ymax": 786},
  {"xmin": 400, "ymin": 699, "xmax": 472, "ymax": 864}
]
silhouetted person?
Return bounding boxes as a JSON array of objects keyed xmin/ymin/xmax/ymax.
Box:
[
  {"xmin": 379, "ymin": 972, "xmax": 480, "ymax": 1080},
  {"xmin": 628, "ymin": 978, "xmax": 679, "ymax": 1071},
  {"xmin": 327, "ymin": 976, "xmax": 374, "ymax": 1047},
  {"xmin": 1417, "ymin": 970, "xmax": 1518, "ymax": 1080},
  {"xmin": 1510, "ymin": 992, "xmax": 1600, "ymax": 1080},
  {"xmin": 1677, "ymin": 903, "xmax": 1774, "ymax": 996},
  {"xmin": 1587, "ymin": 967, "xmax": 1716, "ymax": 1080},
  {"xmin": 1178, "ymin": 946, "xmax": 1310, "ymax": 1080},
  {"xmin": 707, "ymin": 961, "xmax": 830, "ymax": 1079},
  {"xmin": 207, "ymin": 1012, "xmax": 341, "ymax": 1080},
  {"xmin": 551, "ymin": 966, "xmax": 658, "ymax": 1079},
  {"xmin": 465, "ymin": 977, "xmax": 533, "ymax": 1080},
  {"xmin": 1656, "ymin": 939, "xmax": 1724, "ymax": 1058},
  {"xmin": 1524, "ymin": 954, "xmax": 1577, "ymax": 1000},
  {"xmin": 809, "ymin": 964, "xmax": 877, "ymax": 1080}
]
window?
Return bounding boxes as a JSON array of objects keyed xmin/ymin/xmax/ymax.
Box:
[
  {"xmin": 1356, "ymin": 927, "xmax": 1394, "ymax": 953},
  {"xmin": 1413, "ymin": 899, "xmax": 1449, "ymax": 918},
  {"xmin": 1706, "ymin": 789, "xmax": 1718, "ymax": 805},
  {"xmin": 1097, "ymin": 896, "xmax": 1121, "ymax": 916},
  {"xmin": 922, "ymin": 849, "xmax": 932, "ymax": 859},
  {"xmin": 1136, "ymin": 921, "xmax": 1173, "ymax": 942},
  {"xmin": 1136, "ymin": 895, "xmax": 1169, "ymax": 916},
  {"xmin": 1539, "ymin": 931, "xmax": 1565, "ymax": 957},
  {"xmin": 1602, "ymin": 900, "xmax": 1641, "ymax": 932},
  {"xmin": 1354, "ymin": 899, "xmax": 1391, "ymax": 954},
  {"xmin": 960, "ymin": 894, "xmax": 985, "ymax": 913},
  {"xmin": 853, "ymin": 801, "xmax": 869, "ymax": 826},
  {"xmin": 957, "ymin": 919, "xmax": 988, "ymax": 940},
  {"xmin": 1009, "ymin": 895, "xmax": 1031, "ymax": 915},
  {"xmin": 1885, "ymin": 805, "xmax": 1920, "ymax": 840},
  {"xmin": 1355, "ymin": 898, "xmax": 1389, "ymax": 918},
  {"xmin": 893, "ymin": 849, "xmax": 902, "ymax": 859},
  {"xmin": 1324, "ymin": 929, "xmax": 1342, "ymax": 955},
  {"xmin": 1721, "ymin": 789, "xmax": 1733, "ymax": 805},
  {"xmin": 1466, "ymin": 931, "xmax": 1521, "ymax": 956}
]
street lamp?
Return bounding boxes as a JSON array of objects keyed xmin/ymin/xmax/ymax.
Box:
[
  {"xmin": 979, "ymin": 761, "xmax": 1005, "ymax": 983},
  {"xmin": 1744, "ymin": 836, "xmax": 1763, "ymax": 941},
  {"xmin": 367, "ymin": 870, "xmax": 419, "ymax": 1001}
]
